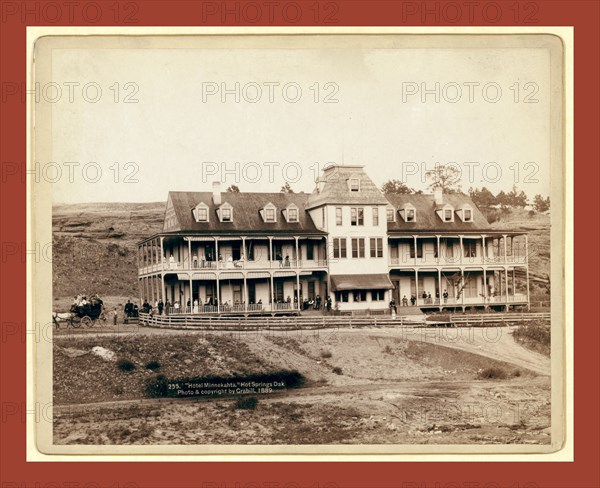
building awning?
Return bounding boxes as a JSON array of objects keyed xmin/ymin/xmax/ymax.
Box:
[
  {"xmin": 247, "ymin": 271, "xmax": 270, "ymax": 279},
  {"xmin": 193, "ymin": 272, "xmax": 216, "ymax": 280},
  {"xmin": 274, "ymin": 271, "xmax": 296, "ymax": 278},
  {"xmin": 331, "ymin": 274, "xmax": 393, "ymax": 291},
  {"xmin": 220, "ymin": 272, "xmax": 244, "ymax": 280},
  {"xmin": 177, "ymin": 273, "xmax": 190, "ymax": 280}
]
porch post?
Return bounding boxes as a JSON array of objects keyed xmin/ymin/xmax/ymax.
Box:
[
  {"xmin": 216, "ymin": 277, "xmax": 221, "ymax": 311},
  {"xmin": 269, "ymin": 236, "xmax": 273, "ymax": 264},
  {"xmin": 296, "ymin": 272, "xmax": 301, "ymax": 311},
  {"xmin": 436, "ymin": 235, "xmax": 441, "ymax": 264},
  {"xmin": 512, "ymin": 268, "xmax": 516, "ymax": 297},
  {"xmin": 138, "ymin": 278, "xmax": 142, "ymax": 305},
  {"xmin": 270, "ymin": 272, "xmax": 274, "ymax": 312},
  {"xmin": 215, "ymin": 237, "xmax": 219, "ymax": 268},
  {"xmin": 160, "ymin": 236, "xmax": 164, "ymax": 269},
  {"xmin": 188, "ymin": 238, "xmax": 192, "ymax": 270},
  {"xmin": 482, "ymin": 235, "xmax": 486, "ymax": 262},
  {"xmin": 413, "ymin": 235, "xmax": 417, "ymax": 266},
  {"xmin": 459, "ymin": 235, "xmax": 464, "ymax": 265},
  {"xmin": 242, "ymin": 236, "xmax": 247, "ymax": 261},
  {"xmin": 161, "ymin": 273, "xmax": 165, "ymax": 302},
  {"xmin": 414, "ymin": 269, "xmax": 419, "ymax": 305},
  {"xmin": 503, "ymin": 234, "xmax": 508, "ymax": 264},
  {"xmin": 437, "ymin": 268, "xmax": 442, "ymax": 307},
  {"xmin": 189, "ymin": 277, "xmax": 193, "ymax": 312},
  {"xmin": 294, "ymin": 236, "xmax": 299, "ymax": 268},
  {"xmin": 483, "ymin": 268, "xmax": 487, "ymax": 305},
  {"xmin": 504, "ymin": 266, "xmax": 509, "ymax": 310},
  {"xmin": 243, "ymin": 274, "xmax": 247, "ymax": 312},
  {"xmin": 460, "ymin": 268, "xmax": 465, "ymax": 306}
]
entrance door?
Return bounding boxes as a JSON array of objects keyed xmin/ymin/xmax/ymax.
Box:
[
  {"xmin": 308, "ymin": 281, "xmax": 315, "ymax": 300},
  {"xmin": 233, "ymin": 284, "xmax": 242, "ymax": 304},
  {"xmin": 393, "ymin": 280, "xmax": 400, "ymax": 303}
]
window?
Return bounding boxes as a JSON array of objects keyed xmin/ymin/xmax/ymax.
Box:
[
  {"xmin": 197, "ymin": 207, "xmax": 208, "ymax": 222},
  {"xmin": 342, "ymin": 291, "xmax": 349, "ymax": 302},
  {"xmin": 372, "ymin": 207, "xmax": 379, "ymax": 226},
  {"xmin": 406, "ymin": 208, "xmax": 415, "ymax": 222},
  {"xmin": 349, "ymin": 178, "xmax": 360, "ymax": 192},
  {"xmin": 387, "ymin": 207, "xmax": 395, "ymax": 222},
  {"xmin": 222, "ymin": 207, "xmax": 232, "ymax": 222},
  {"xmin": 336, "ymin": 207, "xmax": 343, "ymax": 226},
  {"xmin": 444, "ymin": 209, "xmax": 453, "ymax": 221},
  {"xmin": 351, "ymin": 207, "xmax": 364, "ymax": 226},
  {"xmin": 464, "ymin": 241, "xmax": 477, "ymax": 258},
  {"xmin": 353, "ymin": 290, "xmax": 367, "ymax": 302},
  {"xmin": 265, "ymin": 208, "xmax": 275, "ymax": 222},
  {"xmin": 371, "ymin": 290, "xmax": 385, "ymax": 301},
  {"xmin": 370, "ymin": 238, "xmax": 383, "ymax": 258},
  {"xmin": 463, "ymin": 209, "xmax": 472, "ymax": 221},
  {"xmin": 288, "ymin": 208, "xmax": 298, "ymax": 222},
  {"xmin": 409, "ymin": 240, "xmax": 423, "ymax": 259},
  {"xmin": 351, "ymin": 238, "xmax": 365, "ymax": 258},
  {"xmin": 333, "ymin": 238, "xmax": 347, "ymax": 258},
  {"xmin": 306, "ymin": 243, "xmax": 314, "ymax": 260}
]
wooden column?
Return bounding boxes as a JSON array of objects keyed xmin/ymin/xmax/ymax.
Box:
[
  {"xmin": 414, "ymin": 269, "xmax": 419, "ymax": 305},
  {"xmin": 270, "ymin": 273, "xmax": 274, "ymax": 312},
  {"xmin": 294, "ymin": 236, "xmax": 299, "ymax": 267},
  {"xmin": 437, "ymin": 268, "xmax": 442, "ymax": 306},
  {"xmin": 503, "ymin": 234, "xmax": 508, "ymax": 264},
  {"xmin": 436, "ymin": 235, "xmax": 441, "ymax": 264},
  {"xmin": 482, "ymin": 235, "xmax": 486, "ymax": 262},
  {"xmin": 413, "ymin": 235, "xmax": 418, "ymax": 266},
  {"xmin": 525, "ymin": 235, "xmax": 530, "ymax": 310},
  {"xmin": 483, "ymin": 268, "xmax": 487, "ymax": 304},
  {"xmin": 243, "ymin": 274, "xmax": 247, "ymax": 312},
  {"xmin": 269, "ymin": 236, "xmax": 273, "ymax": 264},
  {"xmin": 215, "ymin": 237, "xmax": 220, "ymax": 268},
  {"xmin": 216, "ymin": 277, "xmax": 221, "ymax": 311},
  {"xmin": 188, "ymin": 238, "xmax": 192, "ymax": 269},
  {"xmin": 459, "ymin": 235, "xmax": 464, "ymax": 265},
  {"xmin": 296, "ymin": 272, "xmax": 301, "ymax": 311},
  {"xmin": 460, "ymin": 269, "xmax": 465, "ymax": 305}
]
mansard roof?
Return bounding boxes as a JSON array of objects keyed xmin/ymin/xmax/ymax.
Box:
[
  {"xmin": 307, "ymin": 165, "xmax": 390, "ymax": 209},
  {"xmin": 164, "ymin": 191, "xmax": 324, "ymax": 234},
  {"xmin": 385, "ymin": 193, "xmax": 491, "ymax": 233}
]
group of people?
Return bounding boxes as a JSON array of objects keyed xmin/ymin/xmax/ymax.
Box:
[
  {"xmin": 70, "ymin": 294, "xmax": 104, "ymax": 317},
  {"xmin": 395, "ymin": 289, "xmax": 451, "ymax": 307}
]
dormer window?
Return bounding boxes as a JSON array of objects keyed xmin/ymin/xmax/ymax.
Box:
[
  {"xmin": 436, "ymin": 204, "xmax": 455, "ymax": 223},
  {"xmin": 193, "ymin": 202, "xmax": 209, "ymax": 222},
  {"xmin": 260, "ymin": 202, "xmax": 278, "ymax": 223},
  {"xmin": 458, "ymin": 206, "xmax": 473, "ymax": 222},
  {"xmin": 217, "ymin": 202, "xmax": 233, "ymax": 222},
  {"xmin": 400, "ymin": 204, "xmax": 416, "ymax": 223},
  {"xmin": 349, "ymin": 178, "xmax": 360, "ymax": 192},
  {"xmin": 283, "ymin": 204, "xmax": 299, "ymax": 223}
]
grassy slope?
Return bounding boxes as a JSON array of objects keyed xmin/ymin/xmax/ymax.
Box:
[{"xmin": 52, "ymin": 203, "xmax": 551, "ymax": 300}]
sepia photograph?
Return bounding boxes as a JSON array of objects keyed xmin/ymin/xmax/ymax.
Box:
[{"xmin": 30, "ymin": 30, "xmax": 566, "ymax": 456}]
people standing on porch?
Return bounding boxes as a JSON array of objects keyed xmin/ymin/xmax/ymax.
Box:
[
  {"xmin": 422, "ymin": 291, "xmax": 427, "ymax": 302},
  {"xmin": 315, "ymin": 295, "xmax": 321, "ymax": 310},
  {"xmin": 165, "ymin": 299, "xmax": 170, "ymax": 315},
  {"xmin": 427, "ymin": 292, "xmax": 432, "ymax": 304},
  {"xmin": 174, "ymin": 301, "xmax": 180, "ymax": 313},
  {"xmin": 402, "ymin": 295, "xmax": 408, "ymax": 307},
  {"xmin": 193, "ymin": 299, "xmax": 199, "ymax": 314},
  {"xmin": 326, "ymin": 296, "xmax": 332, "ymax": 312},
  {"xmin": 192, "ymin": 254, "xmax": 198, "ymax": 268},
  {"xmin": 410, "ymin": 295, "xmax": 416, "ymax": 306},
  {"xmin": 284, "ymin": 254, "xmax": 290, "ymax": 268},
  {"xmin": 443, "ymin": 289, "xmax": 449, "ymax": 303},
  {"xmin": 169, "ymin": 254, "xmax": 175, "ymax": 269},
  {"xmin": 157, "ymin": 299, "xmax": 164, "ymax": 315}
]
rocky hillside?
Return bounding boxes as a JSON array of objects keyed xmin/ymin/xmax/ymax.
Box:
[
  {"xmin": 52, "ymin": 203, "xmax": 551, "ymax": 300},
  {"xmin": 52, "ymin": 203, "xmax": 164, "ymax": 299}
]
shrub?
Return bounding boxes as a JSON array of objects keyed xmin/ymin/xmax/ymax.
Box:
[
  {"xmin": 320, "ymin": 350, "xmax": 332, "ymax": 359},
  {"xmin": 478, "ymin": 367, "xmax": 507, "ymax": 380},
  {"xmin": 116, "ymin": 358, "xmax": 135, "ymax": 372},
  {"xmin": 234, "ymin": 396, "xmax": 258, "ymax": 410},
  {"xmin": 332, "ymin": 366, "xmax": 343, "ymax": 375},
  {"xmin": 145, "ymin": 360, "xmax": 161, "ymax": 371},
  {"xmin": 383, "ymin": 345, "xmax": 393, "ymax": 354},
  {"xmin": 513, "ymin": 320, "xmax": 551, "ymax": 356}
]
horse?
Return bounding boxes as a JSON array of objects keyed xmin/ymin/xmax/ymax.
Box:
[{"xmin": 52, "ymin": 312, "xmax": 74, "ymax": 329}]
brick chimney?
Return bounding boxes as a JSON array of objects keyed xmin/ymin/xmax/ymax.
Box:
[
  {"xmin": 434, "ymin": 186, "xmax": 443, "ymax": 205},
  {"xmin": 212, "ymin": 181, "xmax": 221, "ymax": 205}
]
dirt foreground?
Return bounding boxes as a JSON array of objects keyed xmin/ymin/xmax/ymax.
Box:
[{"xmin": 53, "ymin": 326, "xmax": 551, "ymax": 446}]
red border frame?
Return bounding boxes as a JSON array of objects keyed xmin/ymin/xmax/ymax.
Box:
[{"xmin": 1, "ymin": 1, "xmax": 598, "ymax": 487}]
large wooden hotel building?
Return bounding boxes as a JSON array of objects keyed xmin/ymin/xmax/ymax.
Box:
[{"xmin": 138, "ymin": 165, "xmax": 530, "ymax": 315}]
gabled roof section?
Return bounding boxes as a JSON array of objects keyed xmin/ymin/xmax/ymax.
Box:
[
  {"xmin": 163, "ymin": 193, "xmax": 181, "ymax": 232},
  {"xmin": 165, "ymin": 191, "xmax": 323, "ymax": 234},
  {"xmin": 307, "ymin": 165, "xmax": 389, "ymax": 209},
  {"xmin": 385, "ymin": 193, "xmax": 491, "ymax": 232}
]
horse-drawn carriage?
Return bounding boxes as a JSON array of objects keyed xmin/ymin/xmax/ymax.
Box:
[{"xmin": 53, "ymin": 296, "xmax": 106, "ymax": 328}]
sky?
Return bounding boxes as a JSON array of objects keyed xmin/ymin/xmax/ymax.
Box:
[{"xmin": 43, "ymin": 36, "xmax": 554, "ymax": 204}]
